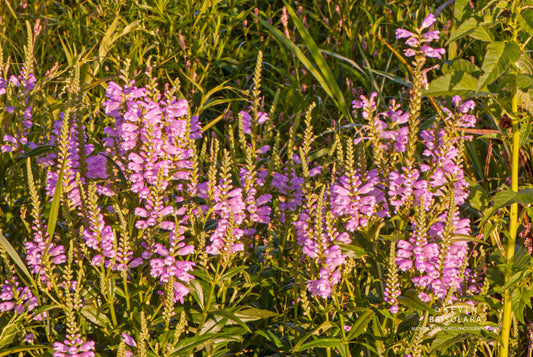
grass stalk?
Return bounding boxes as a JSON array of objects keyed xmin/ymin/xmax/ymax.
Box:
[
  {"xmin": 500, "ymin": 88, "xmax": 519, "ymax": 357},
  {"xmin": 501, "ymin": 2, "xmax": 520, "ymax": 354}
]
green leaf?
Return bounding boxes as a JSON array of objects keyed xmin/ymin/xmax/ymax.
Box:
[
  {"xmin": 0, "ymin": 231, "xmax": 33, "ymax": 284},
  {"xmin": 189, "ymin": 279, "xmax": 206, "ymax": 309},
  {"xmin": 424, "ymin": 72, "xmax": 482, "ymax": 97},
  {"xmin": 517, "ymin": 74, "xmax": 533, "ymax": 91},
  {"xmin": 364, "ymin": 67, "xmax": 412, "ymax": 87},
  {"xmin": 346, "ymin": 309, "xmax": 373, "ymax": 339},
  {"xmin": 519, "ymin": 9, "xmax": 533, "ymax": 37},
  {"xmin": 446, "ymin": 18, "xmax": 478, "ymax": 45},
  {"xmin": 255, "ymin": 330, "xmax": 286, "ymax": 349},
  {"xmin": 477, "ymin": 41, "xmax": 521, "ymax": 91},
  {"xmin": 398, "ymin": 289, "xmax": 436, "ymax": 313},
  {"xmin": 16, "ymin": 145, "xmax": 54, "ymax": 160},
  {"xmin": 454, "ymin": 0, "xmax": 471, "ymax": 21},
  {"xmin": 469, "ymin": 25, "xmax": 493, "ymax": 42},
  {"xmin": 47, "ymin": 159, "xmax": 66, "ymax": 242},
  {"xmin": 480, "ymin": 188, "xmax": 533, "ymax": 226},
  {"xmin": 0, "ymin": 346, "xmax": 48, "ymax": 357},
  {"xmin": 213, "ymin": 309, "xmax": 252, "ymax": 333},
  {"xmin": 519, "ymin": 123, "xmax": 532, "ymax": 149},
  {"xmin": 80, "ymin": 305, "xmax": 112, "ymax": 328},
  {"xmin": 442, "ymin": 59, "xmax": 482, "ymax": 75},
  {"xmin": 337, "ymin": 243, "xmax": 369, "ymax": 258},
  {"xmin": 234, "ymin": 307, "xmax": 278, "ymax": 322},
  {"xmin": 170, "ymin": 333, "xmax": 231, "ymax": 356},
  {"xmin": 259, "ymin": 5, "xmax": 350, "ymax": 120},
  {"xmin": 219, "ymin": 265, "xmax": 247, "ymax": 282},
  {"xmin": 450, "ymin": 234, "xmax": 488, "ymax": 245},
  {"xmin": 512, "ymin": 287, "xmax": 526, "ymax": 324},
  {"xmin": 430, "ymin": 331, "xmax": 469, "ymax": 353},
  {"xmin": 293, "ymin": 338, "xmax": 345, "ymax": 352}
]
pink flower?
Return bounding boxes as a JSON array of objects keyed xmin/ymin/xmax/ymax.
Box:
[
  {"xmin": 122, "ymin": 333, "xmax": 137, "ymax": 347},
  {"xmin": 421, "ymin": 14, "xmax": 436, "ymax": 29}
]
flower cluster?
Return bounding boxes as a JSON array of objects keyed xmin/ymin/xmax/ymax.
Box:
[
  {"xmin": 395, "ymin": 14, "xmax": 445, "ymax": 59},
  {"xmin": 0, "ymin": 277, "xmax": 38, "ymax": 314},
  {"xmin": 331, "ymin": 169, "xmax": 385, "ymax": 232},
  {"xmin": 149, "ymin": 228, "xmax": 195, "ymax": 303},
  {"xmin": 294, "ymin": 202, "xmax": 351, "ymax": 298},
  {"xmin": 53, "ymin": 334, "xmax": 95, "ymax": 357},
  {"xmin": 102, "ymin": 79, "xmax": 201, "ymax": 232}
]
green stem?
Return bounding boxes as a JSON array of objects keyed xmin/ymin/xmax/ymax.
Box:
[
  {"xmin": 501, "ymin": 77, "xmax": 519, "ymax": 357},
  {"xmin": 123, "ymin": 272, "xmax": 131, "ymax": 311},
  {"xmin": 199, "ymin": 261, "xmax": 222, "ymax": 331}
]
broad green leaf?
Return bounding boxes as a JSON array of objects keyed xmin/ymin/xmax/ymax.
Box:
[
  {"xmin": 189, "ymin": 279, "xmax": 206, "ymax": 309},
  {"xmin": 397, "ymin": 314, "xmax": 419, "ymax": 334},
  {"xmin": 470, "ymin": 26, "xmax": 493, "ymax": 42},
  {"xmin": 512, "ymin": 287, "xmax": 526, "ymax": 324},
  {"xmin": 519, "ymin": 9, "xmax": 533, "ymax": 37},
  {"xmin": 308, "ymin": 148, "xmax": 330, "ymax": 161},
  {"xmin": 499, "ymin": 270, "xmax": 526, "ymax": 293},
  {"xmin": 513, "ymin": 246, "xmax": 531, "ymax": 270},
  {"xmin": 480, "ymin": 188, "xmax": 533, "ymax": 226},
  {"xmin": 293, "ymin": 338, "xmax": 345, "ymax": 352},
  {"xmin": 170, "ymin": 333, "xmax": 231, "ymax": 356},
  {"xmin": 517, "ymin": 54, "xmax": 533, "ymax": 75},
  {"xmin": 494, "ymin": 189, "xmax": 517, "ymax": 209},
  {"xmin": 292, "ymin": 321, "xmax": 334, "ymax": 351},
  {"xmin": 477, "ymin": 41, "xmax": 521, "ymax": 91},
  {"xmin": 99, "ymin": 16, "xmax": 120, "ymax": 60},
  {"xmin": 446, "ymin": 18, "xmax": 478, "ymax": 45},
  {"xmin": 517, "ymin": 74, "xmax": 533, "ymax": 91},
  {"xmin": 454, "ymin": 0, "xmax": 471, "ymax": 21},
  {"xmin": 424, "ymin": 72, "xmax": 482, "ymax": 97},
  {"xmin": 442, "ymin": 59, "xmax": 482, "ymax": 75}
]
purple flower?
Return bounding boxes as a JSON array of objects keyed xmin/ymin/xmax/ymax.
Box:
[
  {"xmin": 396, "ymin": 29, "xmax": 414, "ymax": 39},
  {"xmin": 421, "ymin": 46, "xmax": 445, "ymax": 58},
  {"xmin": 122, "ymin": 333, "xmax": 137, "ymax": 347},
  {"xmin": 421, "ymin": 14, "xmax": 437, "ymax": 29}
]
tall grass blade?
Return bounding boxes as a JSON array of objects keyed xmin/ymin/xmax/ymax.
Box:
[
  {"xmin": 0, "ymin": 231, "xmax": 33, "ymax": 283},
  {"xmin": 259, "ymin": 11, "xmax": 350, "ymax": 120}
]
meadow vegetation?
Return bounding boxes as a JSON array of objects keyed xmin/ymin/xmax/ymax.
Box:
[{"xmin": 1, "ymin": 0, "xmax": 533, "ymax": 356}]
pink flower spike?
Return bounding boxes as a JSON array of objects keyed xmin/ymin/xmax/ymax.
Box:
[{"xmin": 421, "ymin": 14, "xmax": 436, "ymax": 29}]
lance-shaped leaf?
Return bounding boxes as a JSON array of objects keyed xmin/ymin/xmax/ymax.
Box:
[{"xmin": 476, "ymin": 41, "xmax": 521, "ymax": 92}]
